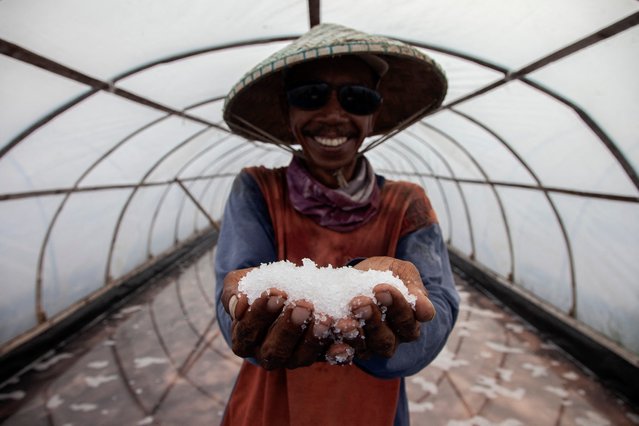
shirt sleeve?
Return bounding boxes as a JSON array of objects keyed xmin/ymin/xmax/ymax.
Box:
[
  {"xmin": 215, "ymin": 170, "xmax": 277, "ymax": 349},
  {"xmin": 354, "ymin": 223, "xmax": 460, "ymax": 378}
]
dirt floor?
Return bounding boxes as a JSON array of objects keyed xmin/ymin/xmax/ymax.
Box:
[{"xmin": 1, "ymin": 247, "xmax": 637, "ymax": 425}]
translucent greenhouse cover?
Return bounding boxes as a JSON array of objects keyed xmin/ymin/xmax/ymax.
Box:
[{"xmin": 0, "ymin": 0, "xmax": 638, "ymax": 365}]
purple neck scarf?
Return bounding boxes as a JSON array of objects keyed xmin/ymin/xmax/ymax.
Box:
[{"xmin": 286, "ymin": 156, "xmax": 380, "ymax": 232}]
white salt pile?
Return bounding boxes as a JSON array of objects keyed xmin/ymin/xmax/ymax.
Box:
[{"xmin": 238, "ymin": 258, "xmax": 416, "ymax": 320}]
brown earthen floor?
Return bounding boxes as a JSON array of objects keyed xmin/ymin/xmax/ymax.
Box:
[{"xmin": 1, "ymin": 247, "xmax": 637, "ymax": 425}]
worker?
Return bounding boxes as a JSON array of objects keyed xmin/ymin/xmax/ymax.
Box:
[{"xmin": 215, "ymin": 23, "xmax": 459, "ymax": 426}]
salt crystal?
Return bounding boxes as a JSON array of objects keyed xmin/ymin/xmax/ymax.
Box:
[
  {"xmin": 85, "ymin": 374, "xmax": 117, "ymax": 388},
  {"xmin": 32, "ymin": 353, "xmax": 73, "ymax": 371},
  {"xmin": 326, "ymin": 346, "xmax": 355, "ymax": 365},
  {"xmin": 87, "ymin": 361, "xmax": 109, "ymax": 369},
  {"xmin": 70, "ymin": 403, "xmax": 97, "ymax": 412},
  {"xmin": 238, "ymin": 259, "xmax": 415, "ymax": 320},
  {"xmin": 134, "ymin": 357, "xmax": 168, "ymax": 369},
  {"xmin": 46, "ymin": 394, "xmax": 64, "ymax": 409},
  {"xmin": 0, "ymin": 391, "xmax": 26, "ymax": 401}
]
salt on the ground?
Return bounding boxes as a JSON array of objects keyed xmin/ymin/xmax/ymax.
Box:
[{"xmin": 238, "ymin": 258, "xmax": 416, "ymax": 320}]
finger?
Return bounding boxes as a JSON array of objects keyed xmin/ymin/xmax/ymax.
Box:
[
  {"xmin": 286, "ymin": 317, "xmax": 332, "ymax": 368},
  {"xmin": 352, "ymin": 296, "xmax": 396, "ymax": 358},
  {"xmin": 259, "ymin": 301, "xmax": 313, "ymax": 370},
  {"xmin": 325, "ymin": 342, "xmax": 355, "ymax": 365},
  {"xmin": 334, "ymin": 317, "xmax": 366, "ymax": 357},
  {"xmin": 221, "ymin": 267, "xmax": 254, "ymax": 319},
  {"xmin": 374, "ymin": 284, "xmax": 420, "ymax": 342},
  {"xmin": 403, "ymin": 280, "xmax": 436, "ymax": 322},
  {"xmin": 354, "ymin": 258, "xmax": 436, "ymax": 322},
  {"xmin": 231, "ymin": 291, "xmax": 286, "ymax": 358},
  {"xmin": 229, "ymin": 293, "xmax": 251, "ymax": 321}
]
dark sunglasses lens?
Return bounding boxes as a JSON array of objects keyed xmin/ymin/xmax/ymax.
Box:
[
  {"xmin": 287, "ymin": 83, "xmax": 331, "ymax": 110},
  {"xmin": 338, "ymin": 86, "xmax": 382, "ymax": 115}
]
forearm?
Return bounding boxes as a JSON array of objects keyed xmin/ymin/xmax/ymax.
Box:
[
  {"xmin": 355, "ymin": 224, "xmax": 460, "ymax": 378},
  {"xmin": 355, "ymin": 291, "xmax": 456, "ymax": 378},
  {"xmin": 214, "ymin": 171, "xmax": 277, "ymax": 348}
]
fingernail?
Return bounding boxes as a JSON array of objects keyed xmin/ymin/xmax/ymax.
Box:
[
  {"xmin": 313, "ymin": 323, "xmax": 330, "ymax": 339},
  {"xmin": 342, "ymin": 328, "xmax": 360, "ymax": 339},
  {"xmin": 291, "ymin": 306, "xmax": 310, "ymax": 325},
  {"xmin": 326, "ymin": 346, "xmax": 355, "ymax": 365},
  {"xmin": 376, "ymin": 291, "xmax": 392, "ymax": 306},
  {"xmin": 229, "ymin": 295, "xmax": 238, "ymax": 320},
  {"xmin": 266, "ymin": 296, "xmax": 284, "ymax": 312},
  {"xmin": 353, "ymin": 305, "xmax": 372, "ymax": 320}
]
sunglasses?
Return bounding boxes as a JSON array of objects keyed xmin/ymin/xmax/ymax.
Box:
[{"xmin": 286, "ymin": 82, "xmax": 382, "ymax": 116}]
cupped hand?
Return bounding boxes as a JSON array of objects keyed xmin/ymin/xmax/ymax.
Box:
[
  {"xmin": 345, "ymin": 256, "xmax": 436, "ymax": 358},
  {"xmin": 221, "ymin": 268, "xmax": 331, "ymax": 370}
]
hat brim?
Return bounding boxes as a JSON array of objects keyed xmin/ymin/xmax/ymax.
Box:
[{"xmin": 223, "ymin": 24, "xmax": 447, "ymax": 145}]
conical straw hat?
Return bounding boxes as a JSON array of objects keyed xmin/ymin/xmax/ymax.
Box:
[{"xmin": 223, "ymin": 23, "xmax": 447, "ymax": 145}]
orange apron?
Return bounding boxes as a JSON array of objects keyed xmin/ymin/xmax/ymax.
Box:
[{"xmin": 222, "ymin": 166, "xmax": 436, "ymax": 426}]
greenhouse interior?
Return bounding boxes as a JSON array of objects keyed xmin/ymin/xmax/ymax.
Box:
[{"xmin": 1, "ymin": 1, "xmax": 638, "ymax": 425}]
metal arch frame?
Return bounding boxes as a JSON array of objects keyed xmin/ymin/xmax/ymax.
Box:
[
  {"xmin": 0, "ymin": 35, "xmax": 298, "ymax": 159},
  {"xmin": 2, "ymin": 11, "xmax": 636, "ymax": 184},
  {"xmin": 6, "ymin": 92, "xmax": 229, "ymax": 324},
  {"xmin": 144, "ymin": 134, "xmax": 235, "ymax": 259},
  {"xmin": 175, "ymin": 179, "xmax": 218, "ymax": 230},
  {"xmin": 308, "ymin": 0, "xmax": 321, "ymax": 28},
  {"xmin": 198, "ymin": 147, "xmax": 289, "ymax": 228},
  {"xmin": 35, "ymin": 91, "xmax": 233, "ymax": 317},
  {"xmin": 189, "ymin": 145, "xmax": 289, "ymax": 232},
  {"xmin": 28, "ymin": 83, "xmax": 231, "ymax": 322},
  {"xmin": 408, "ymin": 124, "xmax": 516, "ymax": 281},
  {"xmin": 180, "ymin": 152, "xmax": 242, "ymax": 237},
  {"xmin": 431, "ymin": 13, "xmax": 639, "ymax": 192},
  {"xmin": 30, "ymin": 118, "xmax": 230, "ymax": 321},
  {"xmin": 171, "ymin": 142, "xmax": 263, "ymax": 244},
  {"xmin": 104, "ymin": 126, "xmax": 213, "ymax": 283},
  {"xmin": 199, "ymin": 145, "xmax": 295, "ymax": 221},
  {"xmin": 3, "ymin": 14, "xmax": 636, "ymax": 206},
  {"xmin": 33, "ymin": 113, "xmax": 173, "ymax": 322},
  {"xmin": 391, "ymin": 133, "xmax": 478, "ymax": 259},
  {"xmin": 449, "ymin": 108, "xmax": 578, "ymax": 316},
  {"xmin": 369, "ymin": 139, "xmax": 457, "ymax": 245},
  {"xmin": 174, "ymin": 141, "xmax": 258, "ymax": 241},
  {"xmin": 0, "ymin": 40, "xmax": 227, "ymax": 159},
  {"xmin": 366, "ymin": 144, "xmax": 465, "ymax": 256},
  {"xmin": 0, "ymin": 3, "xmax": 635, "ymax": 336}
]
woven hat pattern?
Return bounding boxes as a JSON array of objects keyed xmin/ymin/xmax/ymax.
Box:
[{"xmin": 224, "ymin": 23, "xmax": 447, "ymax": 145}]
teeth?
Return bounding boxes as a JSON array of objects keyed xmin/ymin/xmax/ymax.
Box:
[{"xmin": 314, "ymin": 136, "xmax": 348, "ymax": 147}]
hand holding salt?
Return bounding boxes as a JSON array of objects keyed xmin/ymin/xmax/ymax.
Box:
[
  {"xmin": 237, "ymin": 258, "xmax": 417, "ymax": 321},
  {"xmin": 223, "ymin": 256, "xmax": 435, "ymax": 369}
]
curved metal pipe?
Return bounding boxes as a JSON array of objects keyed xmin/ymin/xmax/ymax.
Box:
[
  {"xmin": 34, "ymin": 114, "xmax": 172, "ymax": 322},
  {"xmin": 450, "ymin": 108, "xmax": 577, "ymax": 316},
  {"xmin": 144, "ymin": 133, "xmax": 233, "ymax": 258},
  {"xmin": 171, "ymin": 142, "xmax": 260, "ymax": 243},
  {"xmin": 411, "ymin": 124, "xmax": 515, "ymax": 280},
  {"xmin": 201, "ymin": 148, "xmax": 288, "ymax": 225},
  {"xmin": 372, "ymin": 141, "xmax": 455, "ymax": 244},
  {"xmin": 388, "ymin": 134, "xmax": 477, "ymax": 259},
  {"xmin": 104, "ymin": 127, "xmax": 212, "ymax": 283}
]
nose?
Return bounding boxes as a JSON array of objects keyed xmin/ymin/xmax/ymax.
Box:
[{"xmin": 317, "ymin": 90, "xmax": 349, "ymax": 121}]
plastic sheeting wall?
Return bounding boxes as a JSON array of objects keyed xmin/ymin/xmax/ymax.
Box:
[{"xmin": 1, "ymin": 1, "xmax": 638, "ymax": 362}]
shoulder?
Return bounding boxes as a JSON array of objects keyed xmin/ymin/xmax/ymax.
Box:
[
  {"xmin": 380, "ymin": 178, "xmax": 438, "ymax": 235},
  {"xmin": 380, "ymin": 177, "xmax": 430, "ymax": 206},
  {"xmin": 244, "ymin": 165, "xmax": 287, "ymax": 179},
  {"xmin": 242, "ymin": 166, "xmax": 287, "ymax": 189}
]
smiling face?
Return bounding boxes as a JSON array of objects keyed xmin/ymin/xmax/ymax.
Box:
[{"xmin": 286, "ymin": 56, "xmax": 380, "ymax": 188}]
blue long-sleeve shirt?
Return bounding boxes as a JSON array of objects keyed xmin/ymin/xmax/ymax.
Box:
[{"xmin": 215, "ymin": 170, "xmax": 460, "ymax": 426}]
